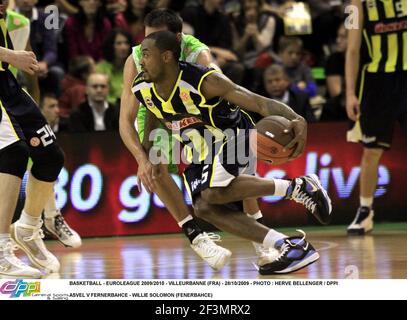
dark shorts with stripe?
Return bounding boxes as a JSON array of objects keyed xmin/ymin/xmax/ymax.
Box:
[
  {"xmin": 0, "ymin": 70, "xmax": 55, "ymax": 153},
  {"xmin": 182, "ymin": 112, "xmax": 256, "ymax": 210},
  {"xmin": 359, "ymin": 71, "xmax": 407, "ymax": 149}
]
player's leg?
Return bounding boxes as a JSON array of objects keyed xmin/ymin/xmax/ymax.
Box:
[
  {"xmin": 8, "ymin": 90, "xmax": 64, "ymax": 273},
  {"xmin": 193, "ymin": 195, "xmax": 319, "ymax": 274},
  {"xmin": 201, "ymin": 173, "xmax": 332, "ymax": 225},
  {"xmin": 43, "ymin": 189, "xmax": 82, "ymax": 248},
  {"xmin": 243, "ymin": 198, "xmax": 277, "ymax": 263},
  {"xmin": 0, "ymin": 104, "xmax": 41, "ymax": 278},
  {"xmin": 139, "ymin": 107, "xmax": 231, "ymax": 270},
  {"xmin": 347, "ymin": 73, "xmax": 396, "ymax": 235}
]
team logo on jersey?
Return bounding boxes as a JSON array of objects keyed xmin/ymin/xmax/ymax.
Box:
[
  {"xmin": 30, "ymin": 137, "xmax": 41, "ymax": 147},
  {"xmin": 180, "ymin": 92, "xmax": 189, "ymax": 102}
]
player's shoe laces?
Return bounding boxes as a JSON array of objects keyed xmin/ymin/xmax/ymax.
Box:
[
  {"xmin": 191, "ymin": 232, "xmax": 232, "ymax": 271},
  {"xmin": 347, "ymin": 206, "xmax": 374, "ymax": 235},
  {"xmin": 43, "ymin": 212, "xmax": 82, "ymax": 248},
  {"xmin": 252, "ymin": 242, "xmax": 280, "ymax": 266},
  {"xmin": 10, "ymin": 220, "xmax": 60, "ymax": 273},
  {"xmin": 0, "ymin": 241, "xmax": 42, "ymax": 278},
  {"xmin": 286, "ymin": 174, "xmax": 332, "ymax": 225},
  {"xmin": 259, "ymin": 230, "xmax": 319, "ymax": 274}
]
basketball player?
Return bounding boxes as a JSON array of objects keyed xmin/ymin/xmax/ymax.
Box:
[
  {"xmin": 122, "ymin": 9, "xmax": 267, "ymax": 271},
  {"xmin": 122, "ymin": 31, "xmax": 332, "ymax": 274},
  {"xmin": 346, "ymin": 0, "xmax": 407, "ymax": 235},
  {"xmin": 0, "ymin": 1, "xmax": 64, "ymax": 277}
]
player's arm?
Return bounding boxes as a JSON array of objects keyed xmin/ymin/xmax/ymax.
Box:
[
  {"xmin": 201, "ymin": 72, "xmax": 307, "ymax": 158},
  {"xmin": 0, "ymin": 46, "xmax": 39, "ymax": 75},
  {"xmin": 345, "ymin": 0, "xmax": 363, "ymax": 121},
  {"xmin": 195, "ymin": 49, "xmax": 221, "ymax": 71},
  {"xmin": 23, "ymin": 41, "xmax": 41, "ymax": 104},
  {"xmin": 119, "ymin": 54, "xmax": 156, "ymax": 193}
]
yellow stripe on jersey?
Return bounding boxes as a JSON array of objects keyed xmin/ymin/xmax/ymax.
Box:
[
  {"xmin": 385, "ymin": 33, "xmax": 398, "ymax": 72},
  {"xmin": 368, "ymin": 35, "xmax": 382, "ymax": 72},
  {"xmin": 240, "ymin": 109, "xmax": 256, "ymax": 126},
  {"xmin": 179, "ymin": 86, "xmax": 200, "ymax": 115},
  {"xmin": 152, "ymin": 70, "xmax": 183, "ymax": 115},
  {"xmin": 366, "ymin": 0, "xmax": 379, "ymax": 21},
  {"xmin": 0, "ymin": 101, "xmax": 19, "ymax": 140},
  {"xmin": 381, "ymin": 0, "xmax": 396, "ymax": 18},
  {"xmin": 404, "ymin": 32, "xmax": 407, "ymax": 70},
  {"xmin": 140, "ymin": 87, "xmax": 164, "ymax": 119},
  {"xmin": 205, "ymin": 125, "xmax": 226, "ymax": 142},
  {"xmin": 197, "ymin": 69, "xmax": 218, "ymax": 106},
  {"xmin": 184, "ymin": 129, "xmax": 209, "ymax": 162},
  {"xmin": 0, "ymin": 20, "xmax": 9, "ymax": 72},
  {"xmin": 363, "ymin": 29, "xmax": 373, "ymax": 59}
]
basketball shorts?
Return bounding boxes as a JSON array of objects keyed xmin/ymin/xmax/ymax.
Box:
[
  {"xmin": 182, "ymin": 112, "xmax": 256, "ymax": 209},
  {"xmin": 137, "ymin": 105, "xmax": 178, "ymax": 173},
  {"xmin": 356, "ymin": 71, "xmax": 407, "ymax": 149},
  {"xmin": 0, "ymin": 70, "xmax": 56, "ymax": 153}
]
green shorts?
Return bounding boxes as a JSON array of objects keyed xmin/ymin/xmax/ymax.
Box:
[{"xmin": 137, "ymin": 105, "xmax": 178, "ymax": 173}]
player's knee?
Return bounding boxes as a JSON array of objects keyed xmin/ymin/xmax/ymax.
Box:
[
  {"xmin": 0, "ymin": 141, "xmax": 29, "ymax": 179},
  {"xmin": 201, "ymin": 188, "xmax": 227, "ymax": 205},
  {"xmin": 31, "ymin": 144, "xmax": 65, "ymax": 182},
  {"xmin": 193, "ymin": 196, "xmax": 212, "ymax": 219}
]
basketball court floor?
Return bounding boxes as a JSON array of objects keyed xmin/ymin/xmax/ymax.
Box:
[{"xmin": 21, "ymin": 223, "xmax": 407, "ymax": 279}]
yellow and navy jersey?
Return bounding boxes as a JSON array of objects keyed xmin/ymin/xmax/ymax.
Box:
[
  {"xmin": 0, "ymin": 17, "xmax": 13, "ymax": 72},
  {"xmin": 132, "ymin": 62, "xmax": 247, "ymax": 161},
  {"xmin": 361, "ymin": 0, "xmax": 407, "ymax": 73}
]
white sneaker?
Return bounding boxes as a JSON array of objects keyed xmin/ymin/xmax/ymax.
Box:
[
  {"xmin": 10, "ymin": 220, "xmax": 60, "ymax": 273},
  {"xmin": 44, "ymin": 212, "xmax": 82, "ymax": 248},
  {"xmin": 191, "ymin": 233, "xmax": 232, "ymax": 271},
  {"xmin": 0, "ymin": 241, "xmax": 42, "ymax": 278},
  {"xmin": 252, "ymin": 242, "xmax": 280, "ymax": 266},
  {"xmin": 347, "ymin": 207, "xmax": 374, "ymax": 235}
]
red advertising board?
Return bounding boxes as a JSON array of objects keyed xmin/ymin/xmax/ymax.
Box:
[{"xmin": 18, "ymin": 122, "xmax": 405, "ymax": 237}]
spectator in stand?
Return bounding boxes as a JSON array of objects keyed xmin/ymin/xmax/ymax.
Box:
[
  {"xmin": 96, "ymin": 28, "xmax": 132, "ymax": 106},
  {"xmin": 263, "ymin": 64, "xmax": 315, "ymax": 121},
  {"xmin": 64, "ymin": 0, "xmax": 112, "ymax": 62},
  {"xmin": 40, "ymin": 93, "xmax": 69, "ymax": 133},
  {"xmin": 15, "ymin": 0, "xmax": 65, "ymax": 96},
  {"xmin": 58, "ymin": 55, "xmax": 95, "ymax": 119},
  {"xmin": 69, "ymin": 73, "xmax": 119, "ymax": 132},
  {"xmin": 320, "ymin": 23, "xmax": 347, "ymax": 121},
  {"xmin": 114, "ymin": 0, "xmax": 153, "ymax": 44},
  {"xmin": 181, "ymin": 0, "xmax": 245, "ymax": 84},
  {"xmin": 231, "ymin": 0, "xmax": 277, "ymax": 90},
  {"xmin": 277, "ymin": 36, "xmax": 317, "ymax": 97}
]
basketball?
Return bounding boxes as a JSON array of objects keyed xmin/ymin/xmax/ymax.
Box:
[{"xmin": 251, "ymin": 115, "xmax": 295, "ymax": 164}]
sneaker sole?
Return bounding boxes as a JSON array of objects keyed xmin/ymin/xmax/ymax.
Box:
[
  {"xmin": 211, "ymin": 250, "xmax": 232, "ymax": 271},
  {"xmin": 0, "ymin": 271, "xmax": 42, "ymax": 279},
  {"xmin": 309, "ymin": 174, "xmax": 333, "ymax": 224},
  {"xmin": 259, "ymin": 251, "xmax": 320, "ymax": 275},
  {"xmin": 347, "ymin": 228, "xmax": 373, "ymax": 236},
  {"xmin": 10, "ymin": 224, "xmax": 59, "ymax": 273}
]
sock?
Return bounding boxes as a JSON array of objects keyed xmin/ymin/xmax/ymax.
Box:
[
  {"xmin": 247, "ymin": 211, "xmax": 264, "ymax": 225},
  {"xmin": 19, "ymin": 210, "xmax": 41, "ymax": 227},
  {"xmin": 274, "ymin": 179, "xmax": 291, "ymax": 197},
  {"xmin": 360, "ymin": 197, "xmax": 373, "ymax": 208},
  {"xmin": 44, "ymin": 195, "xmax": 59, "ymax": 219},
  {"xmin": 179, "ymin": 215, "xmax": 203, "ymax": 243},
  {"xmin": 263, "ymin": 229, "xmax": 287, "ymax": 249},
  {"xmin": 0, "ymin": 233, "xmax": 10, "ymax": 245}
]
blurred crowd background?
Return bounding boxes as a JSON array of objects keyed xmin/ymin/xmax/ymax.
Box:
[{"xmin": 7, "ymin": 0, "xmax": 351, "ymax": 133}]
